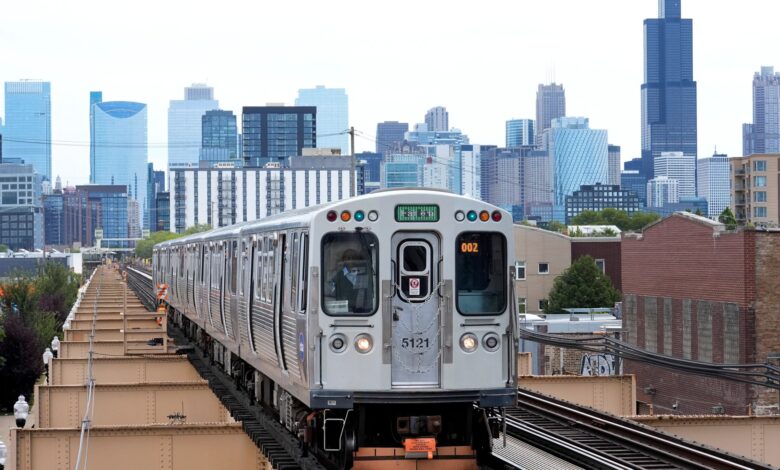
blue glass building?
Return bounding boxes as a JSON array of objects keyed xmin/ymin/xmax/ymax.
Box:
[
  {"xmin": 201, "ymin": 110, "xmax": 238, "ymax": 162},
  {"xmin": 4, "ymin": 81, "xmax": 52, "ymax": 180},
  {"xmin": 77, "ymin": 185, "xmax": 129, "ymax": 248},
  {"xmin": 242, "ymin": 106, "xmax": 316, "ymax": 167},
  {"xmin": 543, "ymin": 117, "xmax": 608, "ymax": 222},
  {"xmin": 168, "ymin": 84, "xmax": 219, "ymax": 166},
  {"xmin": 90, "ymin": 101, "xmax": 148, "ymax": 230},
  {"xmin": 295, "ymin": 86, "xmax": 349, "ymax": 155},
  {"xmin": 376, "ymin": 121, "xmax": 408, "ymax": 155},
  {"xmin": 382, "ymin": 154, "xmax": 424, "ymax": 189},
  {"xmin": 356, "ymin": 151, "xmax": 382, "ymax": 193},
  {"xmin": 89, "ymin": 91, "xmax": 103, "ymax": 179},
  {"xmin": 506, "ymin": 119, "xmax": 535, "ymax": 148},
  {"xmin": 641, "ymin": 0, "xmax": 697, "ymax": 179}
]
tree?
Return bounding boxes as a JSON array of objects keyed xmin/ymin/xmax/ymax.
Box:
[
  {"xmin": 0, "ymin": 314, "xmax": 44, "ymax": 410},
  {"xmin": 718, "ymin": 207, "xmax": 737, "ymax": 230},
  {"xmin": 35, "ymin": 262, "xmax": 81, "ymax": 326},
  {"xmin": 570, "ymin": 208, "xmax": 658, "ymax": 232},
  {"xmin": 545, "ymin": 221, "xmax": 567, "ymax": 234},
  {"xmin": 135, "ymin": 225, "xmax": 212, "ymax": 260},
  {"xmin": 0, "ymin": 244, "xmax": 8, "ymax": 253},
  {"xmin": 545, "ymin": 255, "xmax": 621, "ymax": 314}
]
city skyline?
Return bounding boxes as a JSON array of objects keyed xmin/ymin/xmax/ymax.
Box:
[{"xmin": 0, "ymin": 0, "xmax": 778, "ymax": 186}]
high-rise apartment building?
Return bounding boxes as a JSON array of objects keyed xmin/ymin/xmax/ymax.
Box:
[
  {"xmin": 241, "ymin": 106, "xmax": 316, "ymax": 167},
  {"xmin": 506, "ymin": 119, "xmax": 535, "ymax": 148},
  {"xmin": 647, "ymin": 176, "xmax": 679, "ymax": 208},
  {"xmin": 743, "ymin": 67, "xmax": 780, "ymax": 155},
  {"xmin": 653, "ymin": 151, "xmax": 696, "ymax": 199},
  {"xmin": 542, "ymin": 117, "xmax": 608, "ymax": 222},
  {"xmin": 697, "ymin": 153, "xmax": 730, "ymax": 218},
  {"xmin": 376, "ymin": 121, "xmax": 408, "ymax": 155},
  {"xmin": 731, "ymin": 153, "xmax": 780, "ymax": 226},
  {"xmin": 201, "ymin": 110, "xmax": 238, "ymax": 162},
  {"xmin": 535, "ymin": 83, "xmax": 565, "ymax": 145},
  {"xmin": 168, "ymin": 84, "xmax": 219, "ymax": 166},
  {"xmin": 608, "ymin": 145, "xmax": 621, "ymax": 186},
  {"xmin": 3, "ymin": 81, "xmax": 52, "ymax": 180},
  {"xmin": 565, "ymin": 183, "xmax": 641, "ymax": 223},
  {"xmin": 641, "ymin": 0, "xmax": 697, "ymax": 179},
  {"xmin": 424, "ymin": 106, "xmax": 449, "ymax": 132},
  {"xmin": 90, "ymin": 101, "xmax": 148, "ymax": 230},
  {"xmin": 295, "ymin": 86, "xmax": 348, "ymax": 155}
]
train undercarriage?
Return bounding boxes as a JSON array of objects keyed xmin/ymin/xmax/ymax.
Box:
[{"xmin": 172, "ymin": 311, "xmax": 502, "ymax": 470}]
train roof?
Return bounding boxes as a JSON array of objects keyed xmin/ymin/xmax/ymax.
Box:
[{"xmin": 155, "ymin": 188, "xmax": 500, "ymax": 249}]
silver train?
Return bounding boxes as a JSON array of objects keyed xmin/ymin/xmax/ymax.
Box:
[{"xmin": 154, "ymin": 188, "xmax": 518, "ymax": 465}]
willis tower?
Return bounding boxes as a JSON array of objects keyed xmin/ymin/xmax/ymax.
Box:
[{"xmin": 641, "ymin": 0, "xmax": 697, "ymax": 179}]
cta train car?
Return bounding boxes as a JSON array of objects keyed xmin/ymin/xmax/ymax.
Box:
[{"xmin": 154, "ymin": 188, "xmax": 517, "ymax": 467}]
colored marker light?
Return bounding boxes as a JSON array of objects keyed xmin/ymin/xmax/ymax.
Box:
[
  {"xmin": 327, "ymin": 211, "xmax": 338, "ymax": 222},
  {"xmin": 492, "ymin": 210, "xmax": 502, "ymax": 222},
  {"xmin": 467, "ymin": 210, "xmax": 478, "ymax": 222},
  {"xmin": 455, "ymin": 211, "xmax": 465, "ymax": 221},
  {"xmin": 368, "ymin": 210, "xmax": 379, "ymax": 221},
  {"xmin": 479, "ymin": 210, "xmax": 490, "ymax": 222},
  {"xmin": 341, "ymin": 211, "xmax": 351, "ymax": 222},
  {"xmin": 354, "ymin": 210, "xmax": 365, "ymax": 222}
]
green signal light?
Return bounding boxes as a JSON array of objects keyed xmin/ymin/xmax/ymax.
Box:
[
  {"xmin": 467, "ymin": 210, "xmax": 478, "ymax": 221},
  {"xmin": 354, "ymin": 210, "xmax": 365, "ymax": 222}
]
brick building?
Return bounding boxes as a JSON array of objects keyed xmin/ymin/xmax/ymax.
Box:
[
  {"xmin": 571, "ymin": 237, "xmax": 622, "ymax": 292},
  {"xmin": 622, "ymin": 212, "xmax": 780, "ymax": 415}
]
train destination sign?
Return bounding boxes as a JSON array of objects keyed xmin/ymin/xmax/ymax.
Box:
[{"xmin": 395, "ymin": 204, "xmax": 440, "ymax": 223}]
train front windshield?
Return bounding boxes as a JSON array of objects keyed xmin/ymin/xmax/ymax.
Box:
[
  {"xmin": 455, "ymin": 232, "xmax": 507, "ymax": 314},
  {"xmin": 322, "ymin": 232, "xmax": 379, "ymax": 315}
]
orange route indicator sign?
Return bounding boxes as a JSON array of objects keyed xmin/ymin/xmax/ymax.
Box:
[{"xmin": 403, "ymin": 437, "xmax": 436, "ymax": 459}]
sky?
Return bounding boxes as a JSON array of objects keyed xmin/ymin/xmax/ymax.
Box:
[{"xmin": 1, "ymin": 0, "xmax": 778, "ymax": 186}]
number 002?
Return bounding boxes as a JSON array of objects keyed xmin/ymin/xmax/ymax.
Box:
[{"xmin": 460, "ymin": 242, "xmax": 479, "ymax": 253}]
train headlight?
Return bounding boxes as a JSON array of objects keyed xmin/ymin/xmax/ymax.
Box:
[
  {"xmin": 482, "ymin": 333, "xmax": 501, "ymax": 352},
  {"xmin": 368, "ymin": 210, "xmax": 379, "ymax": 221},
  {"xmin": 354, "ymin": 334, "xmax": 374, "ymax": 353},
  {"xmin": 460, "ymin": 333, "xmax": 478, "ymax": 353},
  {"xmin": 455, "ymin": 210, "xmax": 465, "ymax": 221},
  {"xmin": 330, "ymin": 334, "xmax": 347, "ymax": 353}
]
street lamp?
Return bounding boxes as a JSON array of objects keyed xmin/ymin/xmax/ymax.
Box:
[
  {"xmin": 14, "ymin": 395, "xmax": 29, "ymax": 428},
  {"xmin": 51, "ymin": 336, "xmax": 60, "ymax": 358},
  {"xmin": 42, "ymin": 347, "xmax": 54, "ymax": 383}
]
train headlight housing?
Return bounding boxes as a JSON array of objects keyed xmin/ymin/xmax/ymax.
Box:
[
  {"xmin": 355, "ymin": 334, "xmax": 374, "ymax": 353},
  {"xmin": 368, "ymin": 210, "xmax": 379, "ymax": 221},
  {"xmin": 455, "ymin": 210, "xmax": 465, "ymax": 221},
  {"xmin": 482, "ymin": 333, "xmax": 501, "ymax": 352},
  {"xmin": 330, "ymin": 334, "xmax": 347, "ymax": 353},
  {"xmin": 460, "ymin": 333, "xmax": 478, "ymax": 353}
]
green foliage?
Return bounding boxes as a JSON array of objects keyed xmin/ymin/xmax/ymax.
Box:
[
  {"xmin": 718, "ymin": 207, "xmax": 738, "ymax": 230},
  {"xmin": 135, "ymin": 225, "xmax": 212, "ymax": 260},
  {"xmin": 35, "ymin": 263, "xmax": 81, "ymax": 325},
  {"xmin": 544, "ymin": 221, "xmax": 567, "ymax": 234},
  {"xmin": 0, "ymin": 244, "xmax": 8, "ymax": 252},
  {"xmin": 545, "ymin": 255, "xmax": 621, "ymax": 314},
  {"xmin": 570, "ymin": 208, "xmax": 660, "ymax": 232}
]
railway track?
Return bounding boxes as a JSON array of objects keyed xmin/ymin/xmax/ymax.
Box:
[{"xmin": 499, "ymin": 389, "xmax": 771, "ymax": 470}]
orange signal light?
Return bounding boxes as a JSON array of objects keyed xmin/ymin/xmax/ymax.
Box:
[
  {"xmin": 340, "ymin": 211, "xmax": 351, "ymax": 222},
  {"xmin": 479, "ymin": 210, "xmax": 490, "ymax": 222}
]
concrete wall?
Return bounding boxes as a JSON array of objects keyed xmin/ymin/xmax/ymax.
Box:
[{"xmin": 513, "ymin": 224, "xmax": 571, "ymax": 313}]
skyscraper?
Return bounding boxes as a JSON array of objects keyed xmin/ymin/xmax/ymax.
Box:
[
  {"xmin": 608, "ymin": 145, "xmax": 621, "ymax": 186},
  {"xmin": 295, "ymin": 86, "xmax": 349, "ymax": 155},
  {"xmin": 542, "ymin": 117, "xmax": 608, "ymax": 222},
  {"xmin": 4, "ymin": 81, "xmax": 52, "ymax": 180},
  {"xmin": 647, "ymin": 176, "xmax": 679, "ymax": 208},
  {"xmin": 89, "ymin": 91, "xmax": 103, "ymax": 180},
  {"xmin": 641, "ymin": 0, "xmax": 697, "ymax": 179},
  {"xmin": 201, "ymin": 110, "xmax": 238, "ymax": 162},
  {"xmin": 424, "ymin": 106, "xmax": 449, "ymax": 132},
  {"xmin": 654, "ymin": 151, "xmax": 696, "ymax": 199},
  {"xmin": 90, "ymin": 101, "xmax": 148, "ymax": 230},
  {"xmin": 376, "ymin": 121, "xmax": 408, "ymax": 155},
  {"xmin": 168, "ymin": 84, "xmax": 219, "ymax": 166},
  {"xmin": 535, "ymin": 83, "xmax": 565, "ymax": 145},
  {"xmin": 743, "ymin": 67, "xmax": 780, "ymax": 155},
  {"xmin": 241, "ymin": 106, "xmax": 316, "ymax": 167},
  {"xmin": 697, "ymin": 153, "xmax": 730, "ymax": 219},
  {"xmin": 506, "ymin": 119, "xmax": 535, "ymax": 148}
]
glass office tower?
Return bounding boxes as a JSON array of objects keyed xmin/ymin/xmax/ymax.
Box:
[
  {"xmin": 296, "ymin": 86, "xmax": 348, "ymax": 155},
  {"xmin": 4, "ymin": 81, "xmax": 52, "ymax": 180}
]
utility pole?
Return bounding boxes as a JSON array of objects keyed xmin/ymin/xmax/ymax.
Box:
[{"xmin": 349, "ymin": 126, "xmax": 356, "ymax": 197}]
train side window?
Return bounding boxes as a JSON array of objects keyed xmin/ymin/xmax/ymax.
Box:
[
  {"xmin": 200, "ymin": 245, "xmax": 206, "ymax": 284},
  {"xmin": 455, "ymin": 232, "xmax": 507, "ymax": 315},
  {"xmin": 230, "ymin": 240, "xmax": 238, "ymax": 294},
  {"xmin": 299, "ymin": 233, "xmax": 308, "ymax": 312},
  {"xmin": 254, "ymin": 237, "xmax": 263, "ymax": 300},
  {"xmin": 321, "ymin": 232, "xmax": 379, "ymax": 316}
]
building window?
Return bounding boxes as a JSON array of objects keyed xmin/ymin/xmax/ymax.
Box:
[
  {"xmin": 595, "ymin": 259, "xmax": 606, "ymax": 273},
  {"xmin": 539, "ymin": 299, "xmax": 548, "ymax": 311},
  {"xmin": 754, "ymin": 176, "xmax": 767, "ymax": 187},
  {"xmin": 517, "ymin": 298, "xmax": 526, "ymax": 314},
  {"xmin": 754, "ymin": 191, "xmax": 767, "ymax": 202},
  {"xmin": 514, "ymin": 261, "xmax": 526, "ymax": 280},
  {"xmin": 754, "ymin": 206, "xmax": 767, "ymax": 218},
  {"xmin": 753, "ymin": 160, "xmax": 767, "ymax": 172},
  {"xmin": 538, "ymin": 262, "xmax": 549, "ymax": 274}
]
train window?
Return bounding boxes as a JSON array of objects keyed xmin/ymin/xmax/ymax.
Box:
[
  {"xmin": 290, "ymin": 233, "xmax": 299, "ymax": 309},
  {"xmin": 321, "ymin": 232, "xmax": 378, "ymax": 316},
  {"xmin": 455, "ymin": 232, "xmax": 507, "ymax": 315},
  {"xmin": 299, "ymin": 234, "xmax": 308, "ymax": 312},
  {"xmin": 200, "ymin": 245, "xmax": 206, "ymax": 284},
  {"xmin": 230, "ymin": 240, "xmax": 238, "ymax": 294}
]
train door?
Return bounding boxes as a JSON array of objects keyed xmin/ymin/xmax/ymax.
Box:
[
  {"xmin": 390, "ymin": 232, "xmax": 441, "ymax": 388},
  {"xmin": 274, "ymin": 233, "xmax": 288, "ymax": 371}
]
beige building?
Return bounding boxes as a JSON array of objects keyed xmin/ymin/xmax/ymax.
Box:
[
  {"xmin": 513, "ymin": 224, "xmax": 571, "ymax": 313},
  {"xmin": 732, "ymin": 153, "xmax": 780, "ymax": 226}
]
